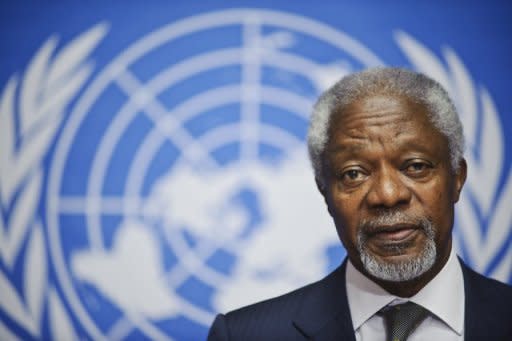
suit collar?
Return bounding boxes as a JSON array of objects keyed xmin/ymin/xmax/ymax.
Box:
[
  {"xmin": 292, "ymin": 260, "xmax": 356, "ymax": 340},
  {"xmin": 291, "ymin": 257, "xmax": 487, "ymax": 340},
  {"xmin": 291, "ymin": 257, "xmax": 470, "ymax": 340}
]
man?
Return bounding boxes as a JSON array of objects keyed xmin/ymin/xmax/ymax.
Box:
[{"xmin": 208, "ymin": 68, "xmax": 512, "ymax": 340}]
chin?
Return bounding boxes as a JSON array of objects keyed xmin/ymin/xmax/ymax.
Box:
[{"xmin": 358, "ymin": 239, "xmax": 437, "ymax": 282}]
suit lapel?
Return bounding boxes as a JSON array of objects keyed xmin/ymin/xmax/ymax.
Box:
[
  {"xmin": 460, "ymin": 258, "xmax": 494, "ymax": 341},
  {"xmin": 460, "ymin": 258, "xmax": 478, "ymax": 341},
  {"xmin": 292, "ymin": 260, "xmax": 356, "ymax": 340}
]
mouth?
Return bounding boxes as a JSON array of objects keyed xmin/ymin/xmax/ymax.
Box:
[{"xmin": 366, "ymin": 224, "xmax": 421, "ymax": 245}]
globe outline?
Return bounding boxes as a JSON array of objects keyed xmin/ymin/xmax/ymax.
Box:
[{"xmin": 47, "ymin": 9, "xmax": 383, "ymax": 340}]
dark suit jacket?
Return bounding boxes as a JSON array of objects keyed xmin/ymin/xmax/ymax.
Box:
[{"xmin": 208, "ymin": 259, "xmax": 512, "ymax": 340}]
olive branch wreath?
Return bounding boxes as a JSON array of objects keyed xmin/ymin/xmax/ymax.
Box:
[{"xmin": 0, "ymin": 24, "xmax": 107, "ymax": 340}]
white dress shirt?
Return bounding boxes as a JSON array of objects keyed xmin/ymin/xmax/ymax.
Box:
[{"xmin": 346, "ymin": 248, "xmax": 465, "ymax": 340}]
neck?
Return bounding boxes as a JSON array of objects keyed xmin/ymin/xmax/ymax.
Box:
[
  {"xmin": 351, "ymin": 243, "xmax": 451, "ymax": 298},
  {"xmin": 358, "ymin": 248, "xmax": 451, "ymax": 298}
]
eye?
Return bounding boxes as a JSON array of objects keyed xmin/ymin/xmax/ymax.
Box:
[
  {"xmin": 345, "ymin": 169, "xmax": 360, "ymax": 179},
  {"xmin": 404, "ymin": 160, "xmax": 432, "ymax": 177},
  {"xmin": 339, "ymin": 168, "xmax": 368, "ymax": 186}
]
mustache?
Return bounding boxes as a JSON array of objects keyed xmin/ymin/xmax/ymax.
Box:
[{"xmin": 358, "ymin": 210, "xmax": 435, "ymax": 239}]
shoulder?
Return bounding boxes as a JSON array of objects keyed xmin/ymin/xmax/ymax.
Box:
[
  {"xmin": 207, "ymin": 278, "xmax": 320, "ymax": 341},
  {"xmin": 225, "ymin": 277, "xmax": 318, "ymax": 321},
  {"xmin": 459, "ymin": 258, "xmax": 512, "ymax": 337},
  {"xmin": 207, "ymin": 263, "xmax": 348, "ymax": 340},
  {"xmin": 460, "ymin": 258, "xmax": 512, "ymax": 304}
]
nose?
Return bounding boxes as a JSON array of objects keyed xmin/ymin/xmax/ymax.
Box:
[{"xmin": 365, "ymin": 167, "xmax": 412, "ymax": 209}]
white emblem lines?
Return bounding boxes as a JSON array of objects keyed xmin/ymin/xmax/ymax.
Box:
[{"xmin": 45, "ymin": 10, "xmax": 382, "ymax": 339}]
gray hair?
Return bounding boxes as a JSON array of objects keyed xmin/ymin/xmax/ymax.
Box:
[{"xmin": 307, "ymin": 67, "xmax": 464, "ymax": 184}]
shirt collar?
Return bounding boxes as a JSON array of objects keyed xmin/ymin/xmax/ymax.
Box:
[{"xmin": 345, "ymin": 248, "xmax": 465, "ymax": 335}]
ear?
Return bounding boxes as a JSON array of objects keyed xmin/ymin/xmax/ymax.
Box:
[
  {"xmin": 453, "ymin": 158, "xmax": 467, "ymax": 203},
  {"xmin": 316, "ymin": 176, "xmax": 334, "ymax": 217},
  {"xmin": 315, "ymin": 176, "xmax": 326, "ymax": 196}
]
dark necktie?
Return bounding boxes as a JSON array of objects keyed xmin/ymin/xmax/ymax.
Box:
[{"xmin": 379, "ymin": 302, "xmax": 429, "ymax": 341}]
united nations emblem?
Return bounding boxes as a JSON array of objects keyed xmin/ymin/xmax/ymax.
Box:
[{"xmin": 1, "ymin": 9, "xmax": 510, "ymax": 341}]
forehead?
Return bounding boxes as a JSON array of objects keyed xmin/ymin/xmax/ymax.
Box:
[
  {"xmin": 328, "ymin": 94, "xmax": 438, "ymax": 140},
  {"xmin": 330, "ymin": 94, "xmax": 437, "ymax": 131},
  {"xmin": 325, "ymin": 94, "xmax": 450, "ymax": 158}
]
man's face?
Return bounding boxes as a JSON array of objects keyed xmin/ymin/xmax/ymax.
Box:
[{"xmin": 319, "ymin": 94, "xmax": 466, "ymax": 284}]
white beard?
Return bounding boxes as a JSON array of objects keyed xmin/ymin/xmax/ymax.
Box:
[{"xmin": 356, "ymin": 213, "xmax": 437, "ymax": 282}]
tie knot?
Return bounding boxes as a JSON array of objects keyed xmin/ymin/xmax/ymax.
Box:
[{"xmin": 379, "ymin": 302, "xmax": 429, "ymax": 341}]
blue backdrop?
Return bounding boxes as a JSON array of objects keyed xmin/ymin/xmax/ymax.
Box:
[{"xmin": 1, "ymin": 2, "xmax": 511, "ymax": 340}]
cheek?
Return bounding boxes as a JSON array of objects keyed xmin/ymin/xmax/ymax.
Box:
[
  {"xmin": 415, "ymin": 181, "xmax": 455, "ymax": 227},
  {"xmin": 329, "ymin": 193, "xmax": 361, "ymax": 237},
  {"xmin": 413, "ymin": 177, "xmax": 450, "ymax": 207}
]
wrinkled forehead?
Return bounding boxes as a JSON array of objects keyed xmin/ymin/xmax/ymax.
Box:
[{"xmin": 327, "ymin": 93, "xmax": 437, "ymax": 139}]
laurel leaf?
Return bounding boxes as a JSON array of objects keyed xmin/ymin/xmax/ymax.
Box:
[
  {"xmin": 443, "ymin": 48, "xmax": 477, "ymax": 146},
  {"xmin": 39, "ymin": 63, "xmax": 92, "ymax": 121},
  {"xmin": 45, "ymin": 23, "xmax": 108, "ymax": 96},
  {"xmin": 445, "ymin": 51, "xmax": 502, "ymax": 214},
  {"xmin": 455, "ymin": 192, "xmax": 483, "ymax": 268},
  {"xmin": 19, "ymin": 37, "xmax": 58, "ymax": 137},
  {"xmin": 486, "ymin": 170, "xmax": 512, "ymax": 268},
  {"xmin": 393, "ymin": 31, "xmax": 451, "ymax": 92},
  {"xmin": 0, "ymin": 271, "xmax": 37, "ymax": 335},
  {"xmin": 0, "ymin": 213, "xmax": 4, "ymax": 257},
  {"xmin": 462, "ymin": 95, "xmax": 502, "ymax": 217},
  {"xmin": 23, "ymin": 220, "xmax": 46, "ymax": 331},
  {"xmin": 49, "ymin": 289, "xmax": 77, "ymax": 341},
  {"xmin": 491, "ymin": 245, "xmax": 512, "ymax": 282},
  {"xmin": 2, "ymin": 170, "xmax": 42, "ymax": 268},
  {"xmin": 478, "ymin": 89, "xmax": 503, "ymax": 211},
  {"xmin": 0, "ymin": 76, "xmax": 18, "ymax": 204},
  {"xmin": 7, "ymin": 116, "xmax": 60, "ymax": 211},
  {"xmin": 0, "ymin": 320, "xmax": 22, "ymax": 341}
]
